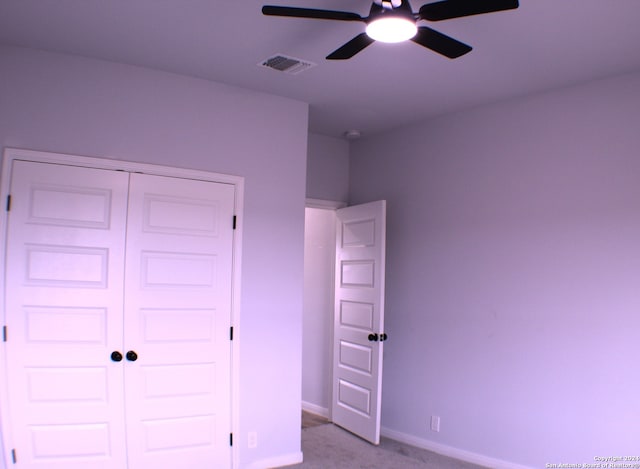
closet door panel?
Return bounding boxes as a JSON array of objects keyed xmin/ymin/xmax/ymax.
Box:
[
  {"xmin": 122, "ymin": 173, "xmax": 234, "ymax": 469},
  {"xmin": 4, "ymin": 161, "xmax": 129, "ymax": 468}
]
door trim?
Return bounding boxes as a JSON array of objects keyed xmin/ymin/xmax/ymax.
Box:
[
  {"xmin": 305, "ymin": 198, "xmax": 347, "ymax": 210},
  {"xmin": 0, "ymin": 147, "xmax": 244, "ymax": 469}
]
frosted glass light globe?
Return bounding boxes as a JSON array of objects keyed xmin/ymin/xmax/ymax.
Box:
[{"xmin": 366, "ymin": 17, "xmax": 417, "ymax": 43}]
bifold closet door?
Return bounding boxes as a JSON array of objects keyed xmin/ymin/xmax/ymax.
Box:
[
  {"xmin": 121, "ymin": 173, "xmax": 234, "ymax": 469},
  {"xmin": 4, "ymin": 160, "xmax": 130, "ymax": 468}
]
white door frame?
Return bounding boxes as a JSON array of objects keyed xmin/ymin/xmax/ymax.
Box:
[{"xmin": 0, "ymin": 147, "xmax": 244, "ymax": 469}]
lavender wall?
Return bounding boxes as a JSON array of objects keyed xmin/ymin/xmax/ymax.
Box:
[
  {"xmin": 349, "ymin": 72, "xmax": 640, "ymax": 467},
  {"xmin": 306, "ymin": 133, "xmax": 349, "ymax": 203},
  {"xmin": 0, "ymin": 45, "xmax": 308, "ymax": 468}
]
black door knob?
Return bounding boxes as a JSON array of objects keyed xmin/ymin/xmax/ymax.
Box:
[
  {"xmin": 111, "ymin": 351, "xmax": 123, "ymax": 362},
  {"xmin": 380, "ymin": 333, "xmax": 388, "ymax": 342},
  {"xmin": 126, "ymin": 350, "xmax": 138, "ymax": 362},
  {"xmin": 368, "ymin": 333, "xmax": 379, "ymax": 342}
]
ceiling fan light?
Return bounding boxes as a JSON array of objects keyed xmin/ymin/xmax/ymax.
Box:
[{"xmin": 366, "ymin": 17, "xmax": 417, "ymax": 43}]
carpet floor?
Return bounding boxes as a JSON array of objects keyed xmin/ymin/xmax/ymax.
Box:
[{"xmin": 282, "ymin": 417, "xmax": 486, "ymax": 469}]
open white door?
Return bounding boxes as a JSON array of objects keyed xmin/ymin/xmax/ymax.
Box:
[{"xmin": 331, "ymin": 200, "xmax": 386, "ymax": 445}]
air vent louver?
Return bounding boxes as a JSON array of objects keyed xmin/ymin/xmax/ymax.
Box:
[{"xmin": 259, "ymin": 54, "xmax": 316, "ymax": 75}]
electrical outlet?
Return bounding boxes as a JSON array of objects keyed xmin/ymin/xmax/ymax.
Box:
[
  {"xmin": 430, "ymin": 415, "xmax": 440, "ymax": 432},
  {"xmin": 248, "ymin": 431, "xmax": 258, "ymax": 448}
]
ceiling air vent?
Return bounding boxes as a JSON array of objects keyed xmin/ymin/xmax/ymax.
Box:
[{"xmin": 259, "ymin": 54, "xmax": 316, "ymax": 75}]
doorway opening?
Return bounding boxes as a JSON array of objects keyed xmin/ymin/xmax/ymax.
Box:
[
  {"xmin": 301, "ymin": 200, "xmax": 387, "ymax": 445},
  {"xmin": 302, "ymin": 204, "xmax": 340, "ymax": 422}
]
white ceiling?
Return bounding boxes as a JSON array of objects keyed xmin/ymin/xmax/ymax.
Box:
[{"xmin": 1, "ymin": 0, "xmax": 640, "ymax": 139}]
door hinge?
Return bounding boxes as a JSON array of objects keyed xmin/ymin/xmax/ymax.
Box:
[
  {"xmin": 229, "ymin": 433, "xmax": 233, "ymax": 446},
  {"xmin": 11, "ymin": 448, "xmax": 17, "ymax": 463},
  {"xmin": 232, "ymin": 215, "xmax": 237, "ymax": 230},
  {"xmin": 230, "ymin": 326, "xmax": 234, "ymax": 341},
  {"xmin": 3, "ymin": 325, "xmax": 7, "ymax": 342},
  {"xmin": 6, "ymin": 195, "xmax": 11, "ymax": 212}
]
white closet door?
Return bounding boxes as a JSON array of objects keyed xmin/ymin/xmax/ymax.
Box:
[
  {"xmin": 122, "ymin": 173, "xmax": 234, "ymax": 469},
  {"xmin": 4, "ymin": 161, "xmax": 130, "ymax": 468}
]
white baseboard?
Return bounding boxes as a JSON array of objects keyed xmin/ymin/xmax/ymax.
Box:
[
  {"xmin": 381, "ymin": 426, "xmax": 533, "ymax": 469},
  {"xmin": 245, "ymin": 451, "xmax": 303, "ymax": 469},
  {"xmin": 301, "ymin": 401, "xmax": 329, "ymax": 418}
]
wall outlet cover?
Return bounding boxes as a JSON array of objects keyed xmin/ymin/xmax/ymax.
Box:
[
  {"xmin": 430, "ymin": 416, "xmax": 440, "ymax": 432},
  {"xmin": 248, "ymin": 431, "xmax": 258, "ymax": 448}
]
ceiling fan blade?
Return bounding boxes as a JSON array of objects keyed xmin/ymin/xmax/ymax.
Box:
[
  {"xmin": 419, "ymin": 0, "xmax": 519, "ymax": 21},
  {"xmin": 326, "ymin": 33, "xmax": 375, "ymax": 60},
  {"xmin": 262, "ymin": 5, "xmax": 364, "ymax": 21},
  {"xmin": 411, "ymin": 26, "xmax": 471, "ymax": 58}
]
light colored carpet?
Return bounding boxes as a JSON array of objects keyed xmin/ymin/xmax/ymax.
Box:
[{"xmin": 283, "ymin": 423, "xmax": 487, "ymax": 469}]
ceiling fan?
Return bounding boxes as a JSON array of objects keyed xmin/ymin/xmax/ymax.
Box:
[{"xmin": 262, "ymin": 0, "xmax": 519, "ymax": 60}]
